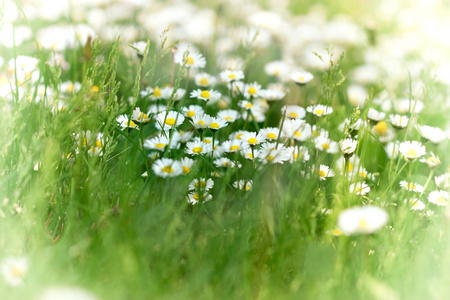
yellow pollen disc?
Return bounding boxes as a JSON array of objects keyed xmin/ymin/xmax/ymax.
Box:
[
  {"xmin": 155, "ymin": 143, "xmax": 166, "ymax": 148},
  {"xmin": 312, "ymin": 130, "xmax": 319, "ymax": 137},
  {"xmin": 228, "ymin": 74, "xmax": 236, "ymax": 79},
  {"xmin": 153, "ymin": 88, "xmax": 161, "ymax": 97},
  {"xmin": 359, "ymin": 172, "xmax": 367, "ymax": 178},
  {"xmin": 67, "ymin": 83, "xmax": 74, "ymax": 92},
  {"xmin": 289, "ymin": 112, "xmax": 298, "ymax": 118},
  {"xmin": 198, "ymin": 120, "xmax": 205, "ymax": 127},
  {"xmin": 374, "ymin": 121, "xmax": 387, "ymax": 135},
  {"xmin": 247, "ymin": 153, "xmax": 253, "ymax": 158},
  {"xmin": 95, "ymin": 140, "xmax": 102, "ymax": 148},
  {"xmin": 195, "ymin": 181, "xmax": 207, "ymax": 188},
  {"xmin": 248, "ymin": 87, "xmax": 256, "ymax": 95},
  {"xmin": 298, "ymin": 76, "xmax": 304, "ymax": 82},
  {"xmin": 128, "ymin": 120, "xmax": 137, "ymax": 127},
  {"xmin": 331, "ymin": 229, "xmax": 343, "ymax": 236},
  {"xmin": 248, "ymin": 138, "xmax": 258, "ymax": 144},
  {"xmin": 427, "ymin": 157, "xmax": 439, "ymax": 165},
  {"xmin": 82, "ymin": 138, "xmax": 87, "ymax": 147},
  {"xmin": 293, "ymin": 153, "xmax": 298, "ymax": 160},
  {"xmin": 358, "ymin": 219, "xmax": 369, "ymax": 230},
  {"xmin": 199, "ymin": 78, "xmax": 209, "ymax": 85},
  {"xmin": 204, "ymin": 139, "xmax": 211, "ymax": 144},
  {"xmin": 356, "ymin": 187, "xmax": 363, "ymax": 193},
  {"xmin": 348, "ymin": 163, "xmax": 353, "ymax": 172},
  {"xmin": 183, "ymin": 166, "xmax": 190, "ymax": 174},
  {"xmin": 245, "ymin": 186, "xmax": 251, "ymax": 191},
  {"xmin": 322, "ymin": 143, "xmax": 330, "ymax": 150},
  {"xmin": 187, "ymin": 111, "xmax": 196, "ymax": 117},
  {"xmin": 266, "ymin": 155, "xmax": 275, "ymax": 162},
  {"xmin": 200, "ymin": 90, "xmax": 210, "ymax": 98},
  {"xmin": 267, "ymin": 133, "xmax": 276, "ymax": 139},
  {"xmin": 165, "ymin": 118, "xmax": 176, "ymax": 126},
  {"xmin": 90, "ymin": 85, "xmax": 99, "ymax": 93},
  {"xmin": 294, "ymin": 131, "xmax": 302, "ymax": 137},
  {"xmin": 407, "ymin": 183, "xmax": 417, "ymax": 190},
  {"xmin": 11, "ymin": 267, "xmax": 24, "ymax": 277},
  {"xmin": 193, "ymin": 193, "xmax": 200, "ymax": 200},
  {"xmin": 319, "ymin": 170, "xmax": 326, "ymax": 177},
  {"xmin": 406, "ymin": 149, "xmax": 417, "ymax": 158},
  {"xmin": 186, "ymin": 56, "xmax": 194, "ymax": 65},
  {"xmin": 245, "ymin": 103, "xmax": 253, "ymax": 108},
  {"xmin": 224, "ymin": 116, "xmax": 232, "ymax": 121},
  {"xmin": 437, "ymin": 196, "xmax": 447, "ymax": 204},
  {"xmin": 162, "ymin": 166, "xmax": 174, "ymax": 173},
  {"xmin": 410, "ymin": 200, "xmax": 419, "ymax": 207},
  {"xmin": 314, "ymin": 109, "xmax": 324, "ymax": 115},
  {"xmin": 236, "ymin": 134, "xmax": 244, "ymax": 140},
  {"xmin": 223, "ymin": 162, "xmax": 230, "ymax": 166},
  {"xmin": 210, "ymin": 122, "xmax": 220, "ymax": 129},
  {"xmin": 192, "ymin": 147, "xmax": 203, "ymax": 153},
  {"xmin": 230, "ymin": 145, "xmax": 240, "ymax": 151}
]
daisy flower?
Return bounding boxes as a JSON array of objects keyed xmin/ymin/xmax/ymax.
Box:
[
  {"xmin": 372, "ymin": 121, "xmax": 388, "ymax": 136},
  {"xmin": 182, "ymin": 105, "xmax": 204, "ymax": 118},
  {"xmin": 221, "ymin": 139, "xmax": 242, "ymax": 153},
  {"xmin": 233, "ymin": 180, "xmax": 253, "ymax": 191},
  {"xmin": 240, "ymin": 147, "xmax": 260, "ymax": 160},
  {"xmin": 174, "ymin": 51, "xmax": 206, "ymax": 69},
  {"xmin": 220, "ymin": 70, "xmax": 244, "ymax": 83},
  {"xmin": 428, "ymin": 190, "xmax": 449, "ymax": 206},
  {"xmin": 260, "ymin": 127, "xmax": 283, "ymax": 141},
  {"xmin": 190, "ymin": 114, "xmax": 212, "ymax": 131},
  {"xmin": 140, "ymin": 86, "xmax": 164, "ymax": 100},
  {"xmin": 311, "ymin": 126, "xmax": 329, "ymax": 139},
  {"xmin": 155, "ymin": 111, "xmax": 185, "ymax": 130},
  {"xmin": 0, "ymin": 256, "xmax": 29, "ymax": 286},
  {"xmin": 339, "ymin": 138, "xmax": 358, "ymax": 157},
  {"xmin": 117, "ymin": 114, "xmax": 139, "ymax": 130},
  {"xmin": 290, "ymin": 70, "xmax": 314, "ymax": 85},
  {"xmin": 389, "ymin": 114, "xmax": 409, "ymax": 129},
  {"xmin": 160, "ymin": 87, "xmax": 186, "ymax": 100},
  {"xmin": 394, "ymin": 99, "xmax": 424, "ymax": 114},
  {"xmin": 241, "ymin": 131, "xmax": 266, "ymax": 147},
  {"xmin": 285, "ymin": 146, "xmax": 310, "ymax": 163},
  {"xmin": 131, "ymin": 107, "xmax": 150, "ymax": 123},
  {"xmin": 264, "ymin": 60, "xmax": 290, "ymax": 79},
  {"xmin": 319, "ymin": 164, "xmax": 335, "ymax": 180},
  {"xmin": 282, "ymin": 119, "xmax": 311, "ymax": 142},
  {"xmin": 238, "ymin": 100, "xmax": 257, "ymax": 110},
  {"xmin": 147, "ymin": 105, "xmax": 166, "ymax": 115},
  {"xmin": 367, "ymin": 108, "xmax": 386, "ymax": 122},
  {"xmin": 306, "ymin": 104, "xmax": 333, "ymax": 116},
  {"xmin": 180, "ymin": 157, "xmax": 195, "ymax": 174},
  {"xmin": 217, "ymin": 109, "xmax": 240, "ymax": 123},
  {"xmin": 315, "ymin": 137, "xmax": 339, "ymax": 154},
  {"xmin": 350, "ymin": 182, "xmax": 371, "ymax": 195},
  {"xmin": 258, "ymin": 89, "xmax": 286, "ymax": 101},
  {"xmin": 399, "ymin": 141, "xmax": 426, "ymax": 161},
  {"xmin": 405, "ymin": 198, "xmax": 426, "ymax": 211},
  {"xmin": 338, "ymin": 206, "xmax": 389, "ymax": 234},
  {"xmin": 230, "ymin": 130, "xmax": 250, "ymax": 141},
  {"xmin": 195, "ymin": 72, "xmax": 216, "ymax": 87},
  {"xmin": 36, "ymin": 286, "xmax": 100, "ymax": 300},
  {"xmin": 282, "ymin": 105, "xmax": 306, "ymax": 119},
  {"xmin": 88, "ymin": 133, "xmax": 105, "ymax": 157},
  {"xmin": 435, "ymin": 173, "xmax": 450, "ymax": 189},
  {"xmin": 258, "ymin": 143, "xmax": 289, "ymax": 164},
  {"xmin": 190, "ymin": 89, "xmax": 221, "ymax": 102},
  {"xmin": 144, "ymin": 136, "xmax": 170, "ymax": 152},
  {"xmin": 209, "ymin": 117, "xmax": 228, "ymax": 131},
  {"xmin": 243, "ymin": 82, "xmax": 262, "ymax": 98},
  {"xmin": 152, "ymin": 158, "xmax": 183, "ymax": 178},
  {"xmin": 214, "ymin": 157, "xmax": 240, "ymax": 168},
  {"xmin": 187, "ymin": 192, "xmax": 212, "ymax": 205},
  {"xmin": 189, "ymin": 178, "xmax": 214, "ymax": 192},
  {"xmin": 417, "ymin": 125, "xmax": 446, "ymax": 144},
  {"xmin": 399, "ymin": 180, "xmax": 424, "ymax": 193},
  {"xmin": 420, "ymin": 152, "xmax": 441, "ymax": 168},
  {"xmin": 186, "ymin": 141, "xmax": 213, "ymax": 155},
  {"xmin": 385, "ymin": 142, "xmax": 400, "ymax": 159}
]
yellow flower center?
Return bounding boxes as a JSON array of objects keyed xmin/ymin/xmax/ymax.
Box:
[
  {"xmin": 358, "ymin": 219, "xmax": 369, "ymax": 230},
  {"xmin": 155, "ymin": 143, "xmax": 166, "ymax": 148},
  {"xmin": 348, "ymin": 163, "xmax": 353, "ymax": 172},
  {"xmin": 410, "ymin": 200, "xmax": 420, "ymax": 207},
  {"xmin": 187, "ymin": 111, "xmax": 196, "ymax": 118},
  {"xmin": 90, "ymin": 85, "xmax": 99, "ymax": 93},
  {"xmin": 319, "ymin": 170, "xmax": 326, "ymax": 177},
  {"xmin": 200, "ymin": 90, "xmax": 210, "ymax": 98},
  {"xmin": 245, "ymin": 103, "xmax": 253, "ymax": 108},
  {"xmin": 267, "ymin": 133, "xmax": 276, "ymax": 139},
  {"xmin": 298, "ymin": 76, "xmax": 304, "ymax": 82},
  {"xmin": 183, "ymin": 166, "xmax": 190, "ymax": 174},
  {"xmin": 230, "ymin": 145, "xmax": 240, "ymax": 151},
  {"xmin": 193, "ymin": 147, "xmax": 203, "ymax": 153},
  {"xmin": 236, "ymin": 134, "xmax": 244, "ymax": 140},
  {"xmin": 289, "ymin": 112, "xmax": 298, "ymax": 118},
  {"xmin": 195, "ymin": 181, "xmax": 207, "ymax": 188},
  {"xmin": 248, "ymin": 87, "xmax": 256, "ymax": 95},
  {"xmin": 437, "ymin": 196, "xmax": 447, "ymax": 204},
  {"xmin": 224, "ymin": 116, "xmax": 232, "ymax": 121},
  {"xmin": 312, "ymin": 130, "xmax": 319, "ymax": 137},
  {"xmin": 359, "ymin": 172, "xmax": 367, "ymax": 178},
  {"xmin": 248, "ymin": 138, "xmax": 258, "ymax": 144},
  {"xmin": 356, "ymin": 187, "xmax": 364, "ymax": 193},
  {"xmin": 210, "ymin": 122, "xmax": 220, "ymax": 129},
  {"xmin": 331, "ymin": 229, "xmax": 343, "ymax": 236},
  {"xmin": 127, "ymin": 120, "xmax": 137, "ymax": 128},
  {"xmin": 198, "ymin": 120, "xmax": 205, "ymax": 127},
  {"xmin": 153, "ymin": 87, "xmax": 161, "ymax": 97},
  {"xmin": 193, "ymin": 193, "xmax": 200, "ymax": 200},
  {"xmin": 95, "ymin": 140, "xmax": 102, "ymax": 148},
  {"xmin": 204, "ymin": 139, "xmax": 212, "ymax": 144},
  {"xmin": 199, "ymin": 78, "xmax": 209, "ymax": 85},
  {"xmin": 165, "ymin": 118, "xmax": 176, "ymax": 126},
  {"xmin": 426, "ymin": 157, "xmax": 439, "ymax": 165},
  {"xmin": 245, "ymin": 185, "xmax": 251, "ymax": 191},
  {"xmin": 322, "ymin": 143, "xmax": 330, "ymax": 150},
  {"xmin": 11, "ymin": 267, "xmax": 25, "ymax": 278},
  {"xmin": 266, "ymin": 155, "xmax": 275, "ymax": 162},
  {"xmin": 374, "ymin": 121, "xmax": 387, "ymax": 135},
  {"xmin": 186, "ymin": 56, "xmax": 194, "ymax": 65},
  {"xmin": 294, "ymin": 131, "xmax": 302, "ymax": 137},
  {"xmin": 66, "ymin": 83, "xmax": 74, "ymax": 92},
  {"xmin": 314, "ymin": 109, "xmax": 324, "ymax": 115},
  {"xmin": 407, "ymin": 183, "xmax": 417, "ymax": 190},
  {"xmin": 247, "ymin": 153, "xmax": 253, "ymax": 158},
  {"xmin": 228, "ymin": 74, "xmax": 236, "ymax": 79},
  {"xmin": 406, "ymin": 149, "xmax": 417, "ymax": 158},
  {"xmin": 162, "ymin": 166, "xmax": 174, "ymax": 173}
]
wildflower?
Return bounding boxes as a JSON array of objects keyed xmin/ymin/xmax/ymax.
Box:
[
  {"xmin": 282, "ymin": 105, "xmax": 306, "ymax": 119},
  {"xmin": 338, "ymin": 206, "xmax": 389, "ymax": 235},
  {"xmin": 258, "ymin": 143, "xmax": 289, "ymax": 164},
  {"xmin": 260, "ymin": 127, "xmax": 283, "ymax": 141},
  {"xmin": 189, "ymin": 178, "xmax": 214, "ymax": 192},
  {"xmin": 141, "ymin": 86, "xmax": 164, "ymax": 101},
  {"xmin": 0, "ymin": 256, "xmax": 29, "ymax": 286},
  {"xmin": 190, "ymin": 89, "xmax": 221, "ymax": 102},
  {"xmin": 318, "ymin": 164, "xmax": 335, "ymax": 180},
  {"xmin": 243, "ymin": 82, "xmax": 262, "ymax": 98},
  {"xmin": 258, "ymin": 89, "xmax": 286, "ymax": 101},
  {"xmin": 214, "ymin": 157, "xmax": 240, "ymax": 168},
  {"xmin": 117, "ymin": 114, "xmax": 138, "ymax": 130},
  {"xmin": 347, "ymin": 85, "xmax": 368, "ymax": 107},
  {"xmin": 417, "ymin": 125, "xmax": 446, "ymax": 144},
  {"xmin": 155, "ymin": 111, "xmax": 185, "ymax": 130},
  {"xmin": 339, "ymin": 138, "xmax": 358, "ymax": 157},
  {"xmin": 394, "ymin": 99, "xmax": 424, "ymax": 114},
  {"xmin": 87, "ymin": 133, "xmax": 104, "ymax": 157},
  {"xmin": 264, "ymin": 61, "xmax": 290, "ymax": 79},
  {"xmin": 350, "ymin": 182, "xmax": 371, "ymax": 195},
  {"xmin": 131, "ymin": 107, "xmax": 150, "ymax": 123},
  {"xmin": 285, "ymin": 146, "xmax": 310, "ymax": 163},
  {"xmin": 144, "ymin": 136, "xmax": 170, "ymax": 152},
  {"xmin": 282, "ymin": 119, "xmax": 311, "ymax": 142},
  {"xmin": 311, "ymin": 126, "xmax": 329, "ymax": 139},
  {"xmin": 405, "ymin": 198, "xmax": 426, "ymax": 211},
  {"xmin": 160, "ymin": 87, "xmax": 186, "ymax": 100},
  {"xmin": 239, "ymin": 100, "xmax": 257, "ymax": 110},
  {"xmin": 399, "ymin": 141, "xmax": 426, "ymax": 161},
  {"xmin": 152, "ymin": 158, "xmax": 183, "ymax": 178},
  {"xmin": 61, "ymin": 81, "xmax": 81, "ymax": 94},
  {"xmin": 180, "ymin": 157, "xmax": 195, "ymax": 174},
  {"xmin": 217, "ymin": 109, "xmax": 240, "ymax": 123},
  {"xmin": 174, "ymin": 51, "xmax": 206, "ymax": 69},
  {"xmin": 190, "ymin": 114, "xmax": 212, "ymax": 131},
  {"xmin": 186, "ymin": 141, "xmax": 213, "ymax": 155},
  {"xmin": 385, "ymin": 142, "xmax": 400, "ymax": 159},
  {"xmin": 233, "ymin": 180, "xmax": 253, "ymax": 191},
  {"xmin": 230, "ymin": 130, "xmax": 250, "ymax": 141},
  {"xmin": 187, "ymin": 192, "xmax": 212, "ymax": 205},
  {"xmin": 420, "ymin": 152, "xmax": 441, "ymax": 168},
  {"xmin": 36, "ymin": 286, "xmax": 100, "ymax": 300},
  {"xmin": 340, "ymin": 118, "xmax": 364, "ymax": 136},
  {"xmin": 306, "ymin": 104, "xmax": 333, "ymax": 116},
  {"xmin": 241, "ymin": 131, "xmax": 266, "ymax": 147},
  {"xmin": 195, "ymin": 72, "xmax": 216, "ymax": 87},
  {"xmin": 182, "ymin": 105, "xmax": 204, "ymax": 118},
  {"xmin": 221, "ymin": 139, "xmax": 242, "ymax": 153},
  {"xmin": 372, "ymin": 120, "xmax": 388, "ymax": 136},
  {"xmin": 220, "ymin": 70, "xmax": 244, "ymax": 83},
  {"xmin": 428, "ymin": 190, "xmax": 449, "ymax": 206},
  {"xmin": 367, "ymin": 108, "xmax": 386, "ymax": 122},
  {"xmin": 328, "ymin": 229, "xmax": 345, "ymax": 236},
  {"xmin": 240, "ymin": 147, "xmax": 259, "ymax": 160},
  {"xmin": 209, "ymin": 117, "xmax": 228, "ymax": 131},
  {"xmin": 315, "ymin": 137, "xmax": 339, "ymax": 154},
  {"xmin": 389, "ymin": 114, "xmax": 408, "ymax": 129},
  {"xmin": 435, "ymin": 173, "xmax": 450, "ymax": 188},
  {"xmin": 399, "ymin": 180, "xmax": 424, "ymax": 193},
  {"xmin": 290, "ymin": 70, "xmax": 314, "ymax": 85}
]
